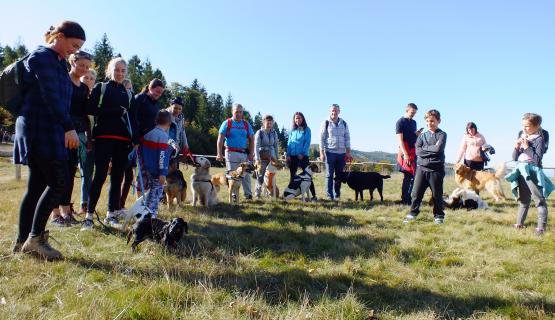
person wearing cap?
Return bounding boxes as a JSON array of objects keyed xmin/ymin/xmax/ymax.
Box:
[
  {"xmin": 253, "ymin": 115, "xmax": 279, "ymax": 199},
  {"xmin": 319, "ymin": 104, "xmax": 351, "ymax": 201},
  {"xmin": 165, "ymin": 96, "xmax": 189, "ymax": 158},
  {"xmin": 216, "ymin": 103, "xmax": 255, "ymax": 199}
]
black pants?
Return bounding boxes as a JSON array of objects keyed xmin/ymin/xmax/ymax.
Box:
[
  {"xmin": 88, "ymin": 139, "xmax": 131, "ymax": 213},
  {"xmin": 401, "ymin": 171, "xmax": 414, "ymax": 205},
  {"xmin": 120, "ymin": 165, "xmax": 134, "ymax": 209},
  {"xmin": 60, "ymin": 148, "xmax": 79, "ymax": 206},
  {"xmin": 18, "ymin": 153, "xmax": 68, "ymax": 241},
  {"xmin": 409, "ymin": 167, "xmax": 445, "ymax": 219},
  {"xmin": 289, "ymin": 156, "xmax": 316, "ymax": 198},
  {"xmin": 464, "ymin": 159, "xmax": 485, "ymax": 171}
]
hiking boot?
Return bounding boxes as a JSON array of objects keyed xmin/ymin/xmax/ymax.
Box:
[
  {"xmin": 434, "ymin": 218, "xmax": 444, "ymax": 225},
  {"xmin": 80, "ymin": 219, "xmax": 94, "ymax": 231},
  {"xmin": 311, "ymin": 197, "xmax": 318, "ymax": 202},
  {"xmin": 403, "ymin": 214, "xmax": 416, "ymax": 223},
  {"xmin": 104, "ymin": 216, "xmax": 122, "ymax": 229},
  {"xmin": 51, "ymin": 216, "xmax": 67, "ymax": 227},
  {"xmin": 245, "ymin": 195, "xmax": 253, "ymax": 200},
  {"xmin": 21, "ymin": 231, "xmax": 63, "ymax": 261},
  {"xmin": 513, "ymin": 224, "xmax": 524, "ymax": 229},
  {"xmin": 12, "ymin": 238, "xmax": 25, "ymax": 253},
  {"xmin": 535, "ymin": 228, "xmax": 545, "ymax": 235},
  {"xmin": 64, "ymin": 214, "xmax": 80, "ymax": 225}
]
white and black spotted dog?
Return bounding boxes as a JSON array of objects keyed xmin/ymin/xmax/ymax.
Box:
[
  {"xmin": 444, "ymin": 187, "xmax": 489, "ymax": 210},
  {"xmin": 283, "ymin": 163, "xmax": 320, "ymax": 202}
]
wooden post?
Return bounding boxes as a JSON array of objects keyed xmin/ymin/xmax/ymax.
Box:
[{"xmin": 15, "ymin": 164, "xmax": 21, "ymax": 181}]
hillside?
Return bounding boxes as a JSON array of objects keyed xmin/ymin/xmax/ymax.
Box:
[{"xmin": 310, "ymin": 144, "xmax": 397, "ymax": 163}]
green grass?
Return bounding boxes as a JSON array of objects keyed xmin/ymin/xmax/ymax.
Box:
[{"xmin": 0, "ymin": 156, "xmax": 554, "ymax": 319}]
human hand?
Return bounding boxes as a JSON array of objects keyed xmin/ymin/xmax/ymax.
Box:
[
  {"xmin": 159, "ymin": 175, "xmax": 166, "ymax": 185},
  {"xmin": 65, "ymin": 130, "xmax": 79, "ymax": 149},
  {"xmin": 216, "ymin": 154, "xmax": 224, "ymax": 162}
]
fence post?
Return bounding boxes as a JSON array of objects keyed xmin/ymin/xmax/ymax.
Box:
[{"xmin": 15, "ymin": 164, "xmax": 21, "ymax": 181}]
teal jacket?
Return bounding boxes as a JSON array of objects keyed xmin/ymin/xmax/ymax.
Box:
[{"xmin": 505, "ymin": 162, "xmax": 554, "ymax": 198}]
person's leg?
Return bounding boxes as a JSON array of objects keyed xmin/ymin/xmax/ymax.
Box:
[
  {"xmin": 289, "ymin": 157, "xmax": 299, "ymax": 181},
  {"xmin": 120, "ymin": 165, "xmax": 134, "ymax": 209},
  {"xmin": 401, "ymin": 172, "xmax": 413, "ymax": 204},
  {"xmin": 87, "ymin": 140, "xmax": 111, "ymax": 218},
  {"xmin": 429, "ymin": 170, "xmax": 445, "ymax": 220},
  {"xmin": 239, "ymin": 153, "xmax": 252, "ymax": 198},
  {"xmin": 325, "ymin": 151, "xmax": 336, "ymax": 199},
  {"xmin": 334, "ymin": 153, "xmax": 346, "ymax": 199},
  {"xmin": 298, "ymin": 157, "xmax": 316, "ymax": 199},
  {"xmin": 515, "ymin": 176, "xmax": 531, "ymax": 227},
  {"xmin": 60, "ymin": 149, "xmax": 78, "ymax": 211},
  {"xmin": 409, "ymin": 168, "xmax": 429, "ymax": 217},
  {"xmin": 144, "ymin": 174, "xmax": 163, "ymax": 218},
  {"xmin": 29, "ymin": 157, "xmax": 68, "ymax": 237},
  {"xmin": 80, "ymin": 137, "xmax": 94, "ymax": 214},
  {"xmin": 108, "ymin": 142, "xmax": 130, "ymax": 214},
  {"xmin": 523, "ymin": 173, "xmax": 548, "ymax": 231},
  {"xmin": 255, "ymin": 160, "xmax": 268, "ymax": 198},
  {"xmin": 16, "ymin": 156, "xmax": 47, "ymax": 246}
]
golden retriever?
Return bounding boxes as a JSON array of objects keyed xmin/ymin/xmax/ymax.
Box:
[
  {"xmin": 453, "ymin": 163, "xmax": 506, "ymax": 202},
  {"xmin": 191, "ymin": 157, "xmax": 218, "ymax": 207}
]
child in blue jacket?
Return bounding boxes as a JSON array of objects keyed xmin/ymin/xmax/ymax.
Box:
[{"xmin": 140, "ymin": 110, "xmax": 173, "ymax": 217}]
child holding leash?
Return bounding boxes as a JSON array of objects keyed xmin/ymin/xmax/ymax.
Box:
[{"xmin": 505, "ymin": 113, "xmax": 553, "ymax": 235}]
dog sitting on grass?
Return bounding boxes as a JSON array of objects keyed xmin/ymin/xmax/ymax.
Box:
[
  {"xmin": 164, "ymin": 157, "xmax": 187, "ymax": 209},
  {"xmin": 126, "ymin": 214, "xmax": 188, "ymax": 251}
]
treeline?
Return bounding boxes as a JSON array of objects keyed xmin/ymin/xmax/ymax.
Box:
[{"xmin": 0, "ymin": 34, "xmax": 290, "ymax": 156}]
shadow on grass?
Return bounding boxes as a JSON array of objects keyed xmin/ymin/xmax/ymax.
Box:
[{"xmin": 67, "ymin": 256, "xmax": 554, "ymax": 318}]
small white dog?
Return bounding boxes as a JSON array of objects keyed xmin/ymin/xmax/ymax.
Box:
[
  {"xmin": 283, "ymin": 163, "xmax": 320, "ymax": 202},
  {"xmin": 121, "ymin": 196, "xmax": 152, "ymax": 231},
  {"xmin": 191, "ymin": 156, "xmax": 219, "ymax": 207}
]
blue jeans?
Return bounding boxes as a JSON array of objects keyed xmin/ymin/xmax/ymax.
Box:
[
  {"xmin": 325, "ymin": 151, "xmax": 346, "ymax": 199},
  {"xmin": 78, "ymin": 132, "xmax": 94, "ymax": 207}
]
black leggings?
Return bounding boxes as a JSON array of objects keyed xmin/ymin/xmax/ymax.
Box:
[
  {"xmin": 18, "ymin": 153, "xmax": 68, "ymax": 241},
  {"xmin": 289, "ymin": 156, "xmax": 316, "ymax": 198},
  {"xmin": 60, "ymin": 148, "xmax": 79, "ymax": 206},
  {"xmin": 88, "ymin": 139, "xmax": 131, "ymax": 213},
  {"xmin": 120, "ymin": 165, "xmax": 134, "ymax": 209},
  {"xmin": 464, "ymin": 159, "xmax": 485, "ymax": 171}
]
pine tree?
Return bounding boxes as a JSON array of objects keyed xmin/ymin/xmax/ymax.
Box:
[
  {"xmin": 1, "ymin": 45, "xmax": 18, "ymax": 68},
  {"xmin": 206, "ymin": 93, "xmax": 224, "ymax": 129},
  {"xmin": 253, "ymin": 112, "xmax": 263, "ymax": 131},
  {"xmin": 127, "ymin": 55, "xmax": 143, "ymax": 93},
  {"xmin": 92, "ymin": 34, "xmax": 114, "ymax": 81},
  {"xmin": 223, "ymin": 93, "xmax": 233, "ymax": 118}
]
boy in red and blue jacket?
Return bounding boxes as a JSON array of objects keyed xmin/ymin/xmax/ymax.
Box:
[{"xmin": 140, "ymin": 110, "xmax": 173, "ymax": 217}]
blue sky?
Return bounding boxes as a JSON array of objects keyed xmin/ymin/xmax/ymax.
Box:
[{"xmin": 1, "ymin": 0, "xmax": 554, "ymax": 166}]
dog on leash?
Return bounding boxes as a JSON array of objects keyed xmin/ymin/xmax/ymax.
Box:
[
  {"xmin": 444, "ymin": 187, "xmax": 489, "ymax": 210},
  {"xmin": 226, "ymin": 162, "xmax": 254, "ymax": 204},
  {"xmin": 453, "ymin": 163, "xmax": 506, "ymax": 201},
  {"xmin": 126, "ymin": 213, "xmax": 188, "ymax": 251},
  {"xmin": 335, "ymin": 171, "xmax": 391, "ymax": 202},
  {"xmin": 164, "ymin": 157, "xmax": 187, "ymax": 209},
  {"xmin": 191, "ymin": 156, "xmax": 218, "ymax": 207},
  {"xmin": 256, "ymin": 159, "xmax": 285, "ymax": 199},
  {"xmin": 283, "ymin": 163, "xmax": 320, "ymax": 201}
]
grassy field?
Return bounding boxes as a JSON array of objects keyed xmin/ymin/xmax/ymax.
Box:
[{"xmin": 0, "ymin": 156, "xmax": 554, "ymax": 319}]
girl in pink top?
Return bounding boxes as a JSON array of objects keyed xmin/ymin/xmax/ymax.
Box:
[{"xmin": 455, "ymin": 122, "xmax": 487, "ymax": 170}]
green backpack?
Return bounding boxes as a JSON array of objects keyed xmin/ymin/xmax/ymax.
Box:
[{"xmin": 0, "ymin": 54, "xmax": 30, "ymax": 116}]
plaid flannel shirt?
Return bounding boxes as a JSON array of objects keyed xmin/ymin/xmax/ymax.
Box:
[{"xmin": 14, "ymin": 46, "xmax": 73, "ymax": 164}]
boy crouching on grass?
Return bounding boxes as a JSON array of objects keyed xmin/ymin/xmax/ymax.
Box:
[
  {"xmin": 404, "ymin": 109, "xmax": 447, "ymax": 224},
  {"xmin": 141, "ymin": 110, "xmax": 173, "ymax": 218}
]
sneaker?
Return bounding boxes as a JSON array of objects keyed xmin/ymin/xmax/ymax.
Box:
[
  {"xmin": 104, "ymin": 216, "xmax": 122, "ymax": 229},
  {"xmin": 80, "ymin": 219, "xmax": 94, "ymax": 231},
  {"xmin": 21, "ymin": 231, "xmax": 63, "ymax": 260},
  {"xmin": 535, "ymin": 228, "xmax": 545, "ymax": 235},
  {"xmin": 232, "ymin": 194, "xmax": 238, "ymax": 202},
  {"xmin": 434, "ymin": 218, "xmax": 444, "ymax": 224},
  {"xmin": 51, "ymin": 216, "xmax": 67, "ymax": 227},
  {"xmin": 78, "ymin": 203, "xmax": 88, "ymax": 216},
  {"xmin": 311, "ymin": 197, "xmax": 318, "ymax": 203},
  {"xmin": 64, "ymin": 214, "xmax": 80, "ymax": 225},
  {"xmin": 513, "ymin": 224, "xmax": 524, "ymax": 229},
  {"xmin": 403, "ymin": 214, "xmax": 416, "ymax": 223},
  {"xmin": 245, "ymin": 195, "xmax": 253, "ymax": 200}
]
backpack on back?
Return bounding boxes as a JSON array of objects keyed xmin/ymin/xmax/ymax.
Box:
[
  {"xmin": 225, "ymin": 118, "xmax": 249, "ymax": 138},
  {"xmin": 0, "ymin": 54, "xmax": 30, "ymax": 116}
]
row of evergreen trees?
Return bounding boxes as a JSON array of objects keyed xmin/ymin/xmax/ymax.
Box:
[{"xmin": 0, "ymin": 34, "xmax": 291, "ymax": 156}]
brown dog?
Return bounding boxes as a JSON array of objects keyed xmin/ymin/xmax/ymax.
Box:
[
  {"xmin": 226, "ymin": 162, "xmax": 254, "ymax": 204},
  {"xmin": 453, "ymin": 163, "xmax": 506, "ymax": 202},
  {"xmin": 164, "ymin": 157, "xmax": 187, "ymax": 210},
  {"xmin": 211, "ymin": 172, "xmax": 227, "ymax": 193}
]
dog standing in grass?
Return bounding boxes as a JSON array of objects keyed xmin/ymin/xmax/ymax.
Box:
[
  {"xmin": 226, "ymin": 162, "xmax": 254, "ymax": 204},
  {"xmin": 283, "ymin": 163, "xmax": 320, "ymax": 202},
  {"xmin": 453, "ymin": 163, "xmax": 506, "ymax": 202}
]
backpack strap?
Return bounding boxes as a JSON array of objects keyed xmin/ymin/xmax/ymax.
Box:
[
  {"xmin": 243, "ymin": 120, "xmax": 249, "ymax": 136},
  {"xmin": 97, "ymin": 82, "xmax": 108, "ymax": 109},
  {"xmin": 225, "ymin": 118, "xmax": 232, "ymax": 138}
]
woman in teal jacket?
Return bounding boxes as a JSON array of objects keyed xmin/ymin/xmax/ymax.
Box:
[{"xmin": 287, "ymin": 112, "xmax": 316, "ymax": 200}]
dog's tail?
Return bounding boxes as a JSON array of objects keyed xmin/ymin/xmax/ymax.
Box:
[
  {"xmin": 494, "ymin": 163, "xmax": 506, "ymax": 179},
  {"xmin": 381, "ymin": 174, "xmax": 391, "ymax": 179}
]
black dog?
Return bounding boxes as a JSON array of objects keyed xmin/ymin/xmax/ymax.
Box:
[
  {"xmin": 335, "ymin": 171, "xmax": 391, "ymax": 202},
  {"xmin": 127, "ymin": 214, "xmax": 188, "ymax": 251}
]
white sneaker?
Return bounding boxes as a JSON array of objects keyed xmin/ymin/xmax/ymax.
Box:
[
  {"xmin": 434, "ymin": 218, "xmax": 444, "ymax": 224},
  {"xmin": 403, "ymin": 214, "xmax": 416, "ymax": 223}
]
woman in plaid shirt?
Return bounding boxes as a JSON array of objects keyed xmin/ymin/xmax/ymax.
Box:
[{"xmin": 13, "ymin": 21, "xmax": 86, "ymax": 260}]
